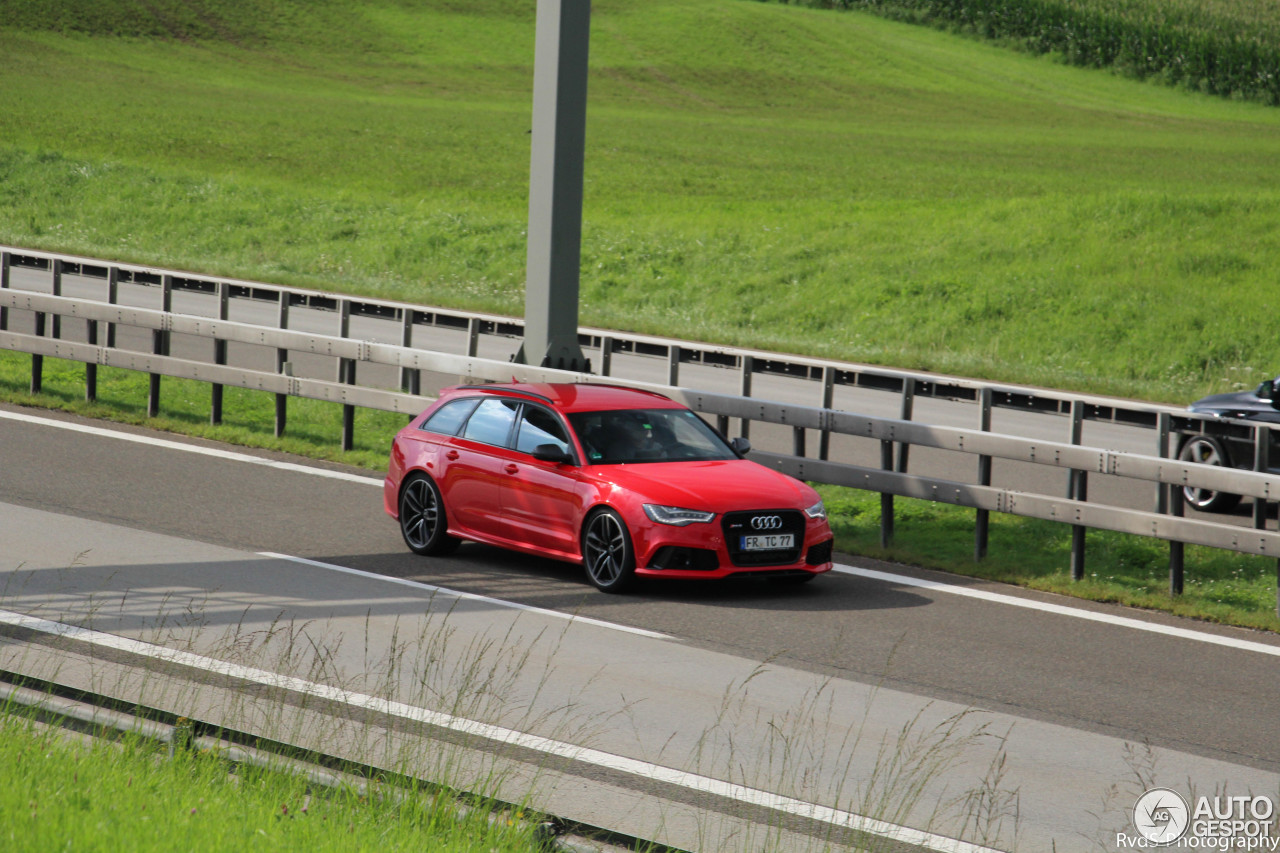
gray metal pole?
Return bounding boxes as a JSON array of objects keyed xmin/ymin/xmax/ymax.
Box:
[{"xmin": 514, "ymin": 0, "xmax": 591, "ymax": 372}]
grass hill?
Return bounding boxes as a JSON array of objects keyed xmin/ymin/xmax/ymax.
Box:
[{"xmin": 2, "ymin": 0, "xmax": 1279, "ymax": 401}]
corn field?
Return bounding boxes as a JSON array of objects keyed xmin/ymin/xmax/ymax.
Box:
[{"xmin": 758, "ymin": 0, "xmax": 1280, "ymax": 105}]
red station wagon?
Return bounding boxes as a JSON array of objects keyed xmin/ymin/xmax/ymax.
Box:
[{"xmin": 384, "ymin": 383, "xmax": 834, "ymax": 592}]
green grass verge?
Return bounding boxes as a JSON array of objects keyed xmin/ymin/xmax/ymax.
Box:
[
  {"xmin": 4, "ymin": 351, "xmax": 1277, "ymax": 633},
  {"xmin": 0, "ymin": 710, "xmax": 541, "ymax": 853},
  {"xmin": 0, "ymin": 353, "xmax": 401, "ymax": 471}
]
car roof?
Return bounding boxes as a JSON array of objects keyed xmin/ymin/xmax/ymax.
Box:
[{"xmin": 445, "ymin": 383, "xmax": 683, "ymax": 414}]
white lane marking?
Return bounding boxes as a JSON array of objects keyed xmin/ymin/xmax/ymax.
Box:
[
  {"xmin": 834, "ymin": 563, "xmax": 1280, "ymax": 658},
  {"xmin": 260, "ymin": 552, "xmax": 670, "ymax": 641},
  {"xmin": 0, "ymin": 409, "xmax": 382, "ymax": 486},
  {"xmin": 0, "ymin": 608, "xmax": 997, "ymax": 853},
  {"xmin": 8, "ymin": 407, "xmax": 1279, "ymax": 659}
]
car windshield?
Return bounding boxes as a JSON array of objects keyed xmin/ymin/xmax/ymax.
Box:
[{"xmin": 567, "ymin": 408, "xmax": 737, "ymax": 465}]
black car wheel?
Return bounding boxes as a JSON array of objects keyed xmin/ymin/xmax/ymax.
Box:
[
  {"xmin": 582, "ymin": 509, "xmax": 636, "ymax": 593},
  {"xmin": 399, "ymin": 474, "xmax": 461, "ymax": 555},
  {"xmin": 1177, "ymin": 436, "xmax": 1242, "ymax": 513}
]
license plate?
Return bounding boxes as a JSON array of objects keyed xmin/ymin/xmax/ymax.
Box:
[{"xmin": 740, "ymin": 534, "xmax": 794, "ymax": 551}]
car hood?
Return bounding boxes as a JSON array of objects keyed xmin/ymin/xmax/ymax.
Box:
[
  {"xmin": 590, "ymin": 459, "xmax": 816, "ymax": 511},
  {"xmin": 1189, "ymin": 390, "xmax": 1277, "ymax": 418}
]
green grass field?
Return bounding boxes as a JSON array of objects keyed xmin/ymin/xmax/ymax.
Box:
[
  {"xmin": 3, "ymin": 0, "xmax": 1280, "ymax": 629},
  {"xmin": 0, "ymin": 710, "xmax": 541, "ymax": 853},
  {"xmin": 3, "ymin": 0, "xmax": 1280, "ymax": 403}
]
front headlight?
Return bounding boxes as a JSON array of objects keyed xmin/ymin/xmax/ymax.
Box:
[
  {"xmin": 804, "ymin": 500, "xmax": 827, "ymax": 520},
  {"xmin": 643, "ymin": 504, "xmax": 716, "ymax": 526}
]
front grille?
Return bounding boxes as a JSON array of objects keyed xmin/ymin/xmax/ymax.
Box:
[{"xmin": 721, "ymin": 510, "xmax": 804, "ymax": 566}]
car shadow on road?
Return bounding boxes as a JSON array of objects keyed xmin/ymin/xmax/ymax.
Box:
[{"xmin": 332, "ymin": 544, "xmax": 935, "ymax": 615}]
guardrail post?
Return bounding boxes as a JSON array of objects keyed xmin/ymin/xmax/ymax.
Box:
[
  {"xmin": 880, "ymin": 439, "xmax": 895, "ymax": 548},
  {"xmin": 818, "ymin": 366, "xmax": 835, "ymax": 461},
  {"xmin": 1068, "ymin": 400, "xmax": 1086, "ymax": 581},
  {"xmin": 85, "ymin": 315, "xmax": 98, "ymax": 402},
  {"xmin": 0, "ymin": 250, "xmax": 9, "ymax": 331},
  {"xmin": 50, "ymin": 259, "xmax": 62, "ymax": 341},
  {"xmin": 975, "ymin": 388, "xmax": 992, "ymax": 561},
  {"xmin": 598, "ymin": 336, "xmax": 613, "ymax": 376},
  {"xmin": 466, "ymin": 316, "xmax": 481, "ymax": 358},
  {"xmin": 1071, "ymin": 469, "xmax": 1088, "ymax": 583},
  {"xmin": 211, "ymin": 282, "xmax": 229, "ymax": 425},
  {"xmin": 338, "ymin": 300, "xmax": 355, "ymax": 451},
  {"xmin": 84, "ymin": 263, "xmax": 100, "ymax": 402},
  {"xmin": 29, "ymin": 259, "xmax": 48, "ymax": 393},
  {"xmin": 30, "ymin": 307, "xmax": 44, "ymax": 394},
  {"xmin": 275, "ymin": 292, "xmax": 290, "ymax": 437},
  {"xmin": 1254, "ymin": 425, "xmax": 1270, "ymax": 530},
  {"xmin": 336, "ymin": 300, "xmax": 352, "ymax": 382},
  {"xmin": 896, "ymin": 378, "xmax": 915, "ymax": 473},
  {"xmin": 667, "ymin": 345, "xmax": 680, "ymax": 387},
  {"xmin": 399, "ymin": 309, "xmax": 420, "ymax": 395},
  {"xmin": 341, "ymin": 393, "xmax": 355, "ymax": 451},
  {"xmin": 148, "ymin": 275, "xmax": 173, "ymax": 418},
  {"xmin": 1170, "ymin": 482, "xmax": 1185, "ymax": 595},
  {"xmin": 105, "ymin": 267, "xmax": 118, "ymax": 348},
  {"xmin": 1156, "ymin": 413, "xmax": 1171, "ymax": 514},
  {"xmin": 738, "ymin": 355, "xmax": 753, "ymax": 440}
]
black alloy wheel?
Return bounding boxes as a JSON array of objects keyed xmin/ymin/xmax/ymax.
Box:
[
  {"xmin": 399, "ymin": 474, "xmax": 460, "ymax": 556},
  {"xmin": 582, "ymin": 509, "xmax": 636, "ymax": 593},
  {"xmin": 1177, "ymin": 436, "xmax": 1242, "ymax": 513}
]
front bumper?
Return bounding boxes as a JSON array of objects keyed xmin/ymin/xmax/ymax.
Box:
[{"xmin": 630, "ymin": 514, "xmax": 834, "ymax": 580}]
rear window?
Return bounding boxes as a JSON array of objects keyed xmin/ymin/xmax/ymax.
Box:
[
  {"xmin": 418, "ymin": 397, "xmax": 480, "ymax": 437},
  {"xmin": 461, "ymin": 398, "xmax": 520, "ymax": 446}
]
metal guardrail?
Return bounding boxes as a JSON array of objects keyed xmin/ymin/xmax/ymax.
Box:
[
  {"xmin": 3, "ymin": 247, "xmax": 1279, "ymax": 608},
  {"xmin": 0, "ymin": 244, "xmax": 1198, "ymax": 429}
]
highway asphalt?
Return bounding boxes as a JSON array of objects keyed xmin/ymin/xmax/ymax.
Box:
[{"xmin": 2, "ymin": 403, "xmax": 1279, "ymax": 851}]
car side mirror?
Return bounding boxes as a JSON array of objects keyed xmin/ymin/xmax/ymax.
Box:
[
  {"xmin": 730, "ymin": 436, "xmax": 751, "ymax": 456},
  {"xmin": 531, "ymin": 443, "xmax": 573, "ymax": 465}
]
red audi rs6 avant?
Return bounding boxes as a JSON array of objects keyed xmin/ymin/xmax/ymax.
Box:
[{"xmin": 384, "ymin": 383, "xmax": 834, "ymax": 592}]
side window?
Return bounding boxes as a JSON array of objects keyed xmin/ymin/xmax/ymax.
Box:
[
  {"xmin": 516, "ymin": 405, "xmax": 572, "ymax": 457},
  {"xmin": 419, "ymin": 398, "xmax": 481, "ymax": 436},
  {"xmin": 461, "ymin": 398, "xmax": 520, "ymax": 446}
]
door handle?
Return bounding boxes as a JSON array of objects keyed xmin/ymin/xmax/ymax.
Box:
[
  {"xmin": 445, "ymin": 450, "xmax": 459, "ymax": 460},
  {"xmin": 504, "ymin": 464, "xmax": 519, "ymax": 475}
]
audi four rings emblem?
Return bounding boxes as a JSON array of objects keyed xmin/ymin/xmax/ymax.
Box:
[{"xmin": 751, "ymin": 515, "xmax": 783, "ymax": 530}]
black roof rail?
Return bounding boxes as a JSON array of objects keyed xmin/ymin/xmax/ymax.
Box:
[{"xmin": 576, "ymin": 382, "xmax": 673, "ymax": 401}]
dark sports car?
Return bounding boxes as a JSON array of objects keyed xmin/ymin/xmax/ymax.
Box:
[
  {"xmin": 1181, "ymin": 378, "xmax": 1280, "ymax": 511},
  {"xmin": 384, "ymin": 383, "xmax": 834, "ymax": 591}
]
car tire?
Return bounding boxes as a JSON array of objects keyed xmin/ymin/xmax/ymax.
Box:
[
  {"xmin": 399, "ymin": 473, "xmax": 461, "ymax": 556},
  {"xmin": 1177, "ymin": 436, "xmax": 1242, "ymax": 513},
  {"xmin": 582, "ymin": 508, "xmax": 636, "ymax": 593}
]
